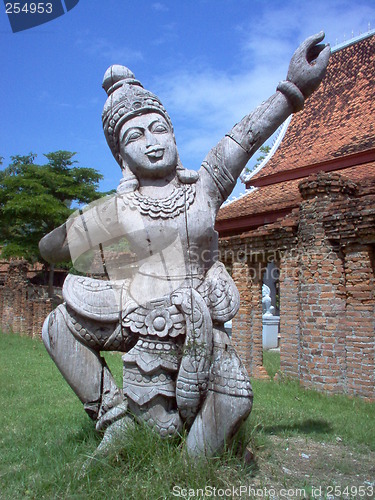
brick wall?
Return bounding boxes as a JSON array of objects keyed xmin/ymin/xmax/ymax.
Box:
[
  {"xmin": 344, "ymin": 245, "xmax": 375, "ymax": 399},
  {"xmin": 279, "ymin": 249, "xmax": 300, "ymax": 378},
  {"xmin": 231, "ymin": 259, "xmax": 269, "ymax": 379},
  {"xmin": 219, "ymin": 172, "xmax": 375, "ymax": 401},
  {"xmin": 297, "ymin": 175, "xmax": 348, "ymax": 394},
  {"xmin": 0, "ymin": 260, "xmax": 54, "ymax": 338}
]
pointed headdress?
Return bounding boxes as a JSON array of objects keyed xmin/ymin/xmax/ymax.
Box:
[{"xmin": 102, "ymin": 65, "xmax": 173, "ymax": 166}]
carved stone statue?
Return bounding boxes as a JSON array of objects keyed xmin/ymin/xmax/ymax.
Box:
[
  {"xmin": 262, "ymin": 284, "xmax": 275, "ymax": 317},
  {"xmin": 39, "ymin": 33, "xmax": 330, "ymax": 457}
]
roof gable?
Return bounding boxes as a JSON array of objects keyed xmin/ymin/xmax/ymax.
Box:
[{"xmin": 246, "ymin": 32, "xmax": 375, "ymax": 187}]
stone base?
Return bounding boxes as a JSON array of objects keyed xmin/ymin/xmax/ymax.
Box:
[{"xmin": 262, "ymin": 315, "xmax": 280, "ymax": 350}]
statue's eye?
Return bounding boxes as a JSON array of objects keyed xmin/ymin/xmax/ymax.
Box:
[
  {"xmin": 152, "ymin": 123, "xmax": 168, "ymax": 133},
  {"xmin": 123, "ymin": 129, "xmax": 143, "ymax": 145}
]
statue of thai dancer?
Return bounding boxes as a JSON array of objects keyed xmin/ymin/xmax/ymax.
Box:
[{"xmin": 39, "ymin": 33, "xmax": 330, "ymax": 457}]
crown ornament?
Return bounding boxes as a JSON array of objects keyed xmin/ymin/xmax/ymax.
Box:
[{"xmin": 102, "ymin": 65, "xmax": 173, "ymax": 165}]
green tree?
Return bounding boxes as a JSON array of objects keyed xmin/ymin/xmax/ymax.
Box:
[{"xmin": 0, "ymin": 151, "xmax": 104, "ymax": 295}]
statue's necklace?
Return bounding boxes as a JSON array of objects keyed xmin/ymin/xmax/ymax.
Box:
[{"xmin": 121, "ymin": 182, "xmax": 196, "ymax": 219}]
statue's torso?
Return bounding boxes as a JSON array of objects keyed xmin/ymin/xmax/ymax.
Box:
[
  {"xmin": 68, "ymin": 175, "xmax": 220, "ymax": 303},
  {"xmin": 117, "ymin": 179, "xmax": 218, "ymax": 302}
]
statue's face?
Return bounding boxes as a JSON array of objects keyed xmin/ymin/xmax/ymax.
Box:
[{"xmin": 119, "ymin": 112, "xmax": 178, "ymax": 179}]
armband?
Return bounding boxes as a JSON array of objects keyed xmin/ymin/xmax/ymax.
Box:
[{"xmin": 277, "ymin": 80, "xmax": 305, "ymax": 112}]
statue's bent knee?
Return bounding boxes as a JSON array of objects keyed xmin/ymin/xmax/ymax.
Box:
[
  {"xmin": 42, "ymin": 303, "xmax": 123, "ymax": 424},
  {"xmin": 42, "ymin": 304, "xmax": 67, "ymax": 355}
]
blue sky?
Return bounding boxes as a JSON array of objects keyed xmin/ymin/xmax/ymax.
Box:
[{"xmin": 1, "ymin": 0, "xmax": 374, "ymax": 198}]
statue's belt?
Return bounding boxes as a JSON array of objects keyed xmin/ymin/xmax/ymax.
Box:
[{"xmin": 62, "ymin": 261, "xmax": 239, "ymax": 326}]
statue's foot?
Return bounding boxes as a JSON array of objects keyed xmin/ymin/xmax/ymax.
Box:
[
  {"xmin": 95, "ymin": 415, "xmax": 135, "ymax": 454},
  {"xmin": 95, "ymin": 401, "xmax": 128, "ymax": 431},
  {"xmin": 128, "ymin": 396, "xmax": 182, "ymax": 438},
  {"xmin": 81, "ymin": 415, "xmax": 135, "ymax": 475}
]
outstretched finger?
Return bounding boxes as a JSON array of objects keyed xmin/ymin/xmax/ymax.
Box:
[
  {"xmin": 305, "ymin": 31, "xmax": 325, "ymax": 49},
  {"xmin": 314, "ymin": 44, "xmax": 331, "ymax": 70}
]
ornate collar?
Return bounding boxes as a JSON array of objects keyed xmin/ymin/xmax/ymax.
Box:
[{"xmin": 121, "ymin": 182, "xmax": 196, "ymax": 219}]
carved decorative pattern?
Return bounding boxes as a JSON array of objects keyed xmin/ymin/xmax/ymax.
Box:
[
  {"xmin": 122, "ymin": 299, "xmax": 185, "ymax": 338},
  {"xmin": 121, "ymin": 183, "xmax": 196, "ymax": 219},
  {"xmin": 208, "ymin": 346, "xmax": 253, "ymax": 397},
  {"xmin": 197, "ymin": 261, "xmax": 240, "ymax": 322},
  {"xmin": 128, "ymin": 398, "xmax": 182, "ymax": 438},
  {"xmin": 173, "ymin": 288, "xmax": 213, "ymax": 425},
  {"xmin": 122, "ymin": 337, "xmax": 181, "ymax": 373}
]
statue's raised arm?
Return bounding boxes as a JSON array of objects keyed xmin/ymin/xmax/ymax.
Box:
[{"xmin": 201, "ymin": 32, "xmax": 330, "ymax": 210}]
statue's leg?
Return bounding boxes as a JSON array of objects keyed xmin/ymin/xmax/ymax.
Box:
[
  {"xmin": 186, "ymin": 327, "xmax": 253, "ymax": 457},
  {"xmin": 42, "ymin": 304, "xmax": 124, "ymax": 424}
]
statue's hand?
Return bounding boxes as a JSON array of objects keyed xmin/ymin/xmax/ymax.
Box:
[{"xmin": 286, "ymin": 31, "xmax": 330, "ymax": 98}]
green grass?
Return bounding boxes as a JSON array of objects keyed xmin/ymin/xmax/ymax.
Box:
[
  {"xmin": 262, "ymin": 349, "xmax": 280, "ymax": 379},
  {"xmin": 258, "ymin": 350, "xmax": 375, "ymax": 449},
  {"xmin": 1, "ymin": 332, "xmax": 374, "ymax": 499}
]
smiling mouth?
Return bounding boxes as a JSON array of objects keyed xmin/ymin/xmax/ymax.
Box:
[{"xmin": 145, "ymin": 147, "xmax": 164, "ymax": 159}]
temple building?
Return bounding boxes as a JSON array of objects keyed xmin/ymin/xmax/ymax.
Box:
[{"xmin": 216, "ymin": 30, "xmax": 375, "ymax": 401}]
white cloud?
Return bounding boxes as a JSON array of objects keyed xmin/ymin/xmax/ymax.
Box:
[
  {"xmin": 152, "ymin": 62, "xmax": 288, "ymax": 166},
  {"xmin": 152, "ymin": 22, "xmax": 178, "ymax": 46},
  {"xmin": 152, "ymin": 2, "xmax": 169, "ymax": 12},
  {"xmin": 237, "ymin": 0, "xmax": 375, "ymax": 55},
  {"xmin": 159, "ymin": 68, "xmax": 278, "ymax": 128}
]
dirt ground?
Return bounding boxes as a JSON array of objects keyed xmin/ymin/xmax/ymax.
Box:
[{"xmin": 248, "ymin": 436, "xmax": 375, "ymax": 499}]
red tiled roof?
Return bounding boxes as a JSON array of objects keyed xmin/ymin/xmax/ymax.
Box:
[
  {"xmin": 216, "ymin": 179, "xmax": 301, "ymax": 236},
  {"xmin": 216, "ymin": 163, "xmax": 375, "ymax": 235},
  {"xmin": 248, "ymin": 33, "xmax": 375, "ymax": 185},
  {"xmin": 217, "ymin": 179, "xmax": 301, "ymax": 221},
  {"xmin": 339, "ymin": 162, "xmax": 375, "ymax": 184},
  {"xmin": 217, "ymin": 33, "xmax": 375, "ymax": 235}
]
